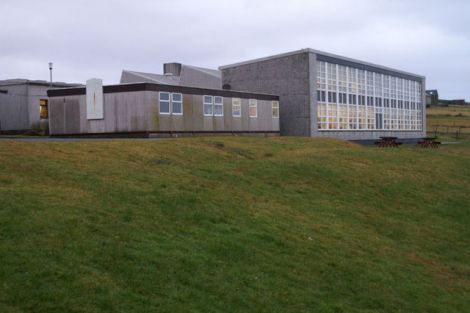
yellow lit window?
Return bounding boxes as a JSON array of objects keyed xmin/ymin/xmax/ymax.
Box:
[
  {"xmin": 39, "ymin": 99, "xmax": 48, "ymax": 119},
  {"xmin": 272, "ymin": 101, "xmax": 279, "ymax": 118}
]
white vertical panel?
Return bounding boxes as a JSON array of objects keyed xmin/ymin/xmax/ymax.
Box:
[{"xmin": 86, "ymin": 78, "xmax": 104, "ymax": 120}]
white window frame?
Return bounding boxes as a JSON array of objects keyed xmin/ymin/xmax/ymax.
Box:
[
  {"xmin": 214, "ymin": 96, "xmax": 224, "ymax": 116},
  {"xmin": 249, "ymin": 99, "xmax": 257, "ymax": 118},
  {"xmin": 159, "ymin": 92, "xmax": 171, "ymax": 115},
  {"xmin": 232, "ymin": 98, "xmax": 241, "ymax": 117},
  {"xmin": 272, "ymin": 101, "xmax": 280, "ymax": 118},
  {"xmin": 171, "ymin": 93, "xmax": 183, "ymax": 115},
  {"xmin": 203, "ymin": 95, "xmax": 213, "ymax": 116}
]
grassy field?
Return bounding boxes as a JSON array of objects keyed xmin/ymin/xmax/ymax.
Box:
[
  {"xmin": 0, "ymin": 137, "xmax": 469, "ymax": 313},
  {"xmin": 427, "ymin": 105, "xmax": 470, "ymax": 138}
]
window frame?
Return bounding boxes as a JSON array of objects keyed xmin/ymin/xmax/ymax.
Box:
[
  {"xmin": 232, "ymin": 98, "xmax": 241, "ymax": 117},
  {"xmin": 272, "ymin": 101, "xmax": 280, "ymax": 118},
  {"xmin": 214, "ymin": 96, "xmax": 224, "ymax": 117},
  {"xmin": 171, "ymin": 93, "xmax": 183, "ymax": 115},
  {"xmin": 203, "ymin": 95, "xmax": 213, "ymax": 116},
  {"xmin": 249, "ymin": 99, "xmax": 258, "ymax": 118},
  {"xmin": 39, "ymin": 99, "xmax": 48, "ymax": 119},
  {"xmin": 159, "ymin": 92, "xmax": 171, "ymax": 115}
]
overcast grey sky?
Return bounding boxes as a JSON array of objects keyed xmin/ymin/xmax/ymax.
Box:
[{"xmin": 1, "ymin": 0, "xmax": 469, "ymax": 99}]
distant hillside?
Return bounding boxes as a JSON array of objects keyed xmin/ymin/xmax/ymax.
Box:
[
  {"xmin": 0, "ymin": 137, "xmax": 469, "ymax": 312},
  {"xmin": 427, "ymin": 104, "xmax": 470, "ymax": 138}
]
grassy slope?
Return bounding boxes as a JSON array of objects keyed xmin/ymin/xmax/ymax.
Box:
[
  {"xmin": 427, "ymin": 105, "xmax": 470, "ymax": 138},
  {"xmin": 0, "ymin": 137, "xmax": 469, "ymax": 313}
]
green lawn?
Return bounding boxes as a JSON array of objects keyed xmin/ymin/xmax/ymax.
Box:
[{"xmin": 0, "ymin": 137, "xmax": 469, "ymax": 313}]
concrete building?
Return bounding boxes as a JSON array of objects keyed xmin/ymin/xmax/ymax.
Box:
[
  {"xmin": 220, "ymin": 49, "xmax": 426, "ymax": 140},
  {"xmin": 47, "ymin": 80, "xmax": 279, "ymax": 137},
  {"xmin": 120, "ymin": 63, "xmax": 221, "ymax": 89},
  {"xmin": 426, "ymin": 90, "xmax": 439, "ymax": 107},
  {"xmin": 0, "ymin": 79, "xmax": 81, "ymax": 132}
]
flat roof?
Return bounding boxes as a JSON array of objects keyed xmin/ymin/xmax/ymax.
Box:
[
  {"xmin": 0, "ymin": 78, "xmax": 82, "ymax": 88},
  {"xmin": 219, "ymin": 48, "xmax": 424, "ymax": 81},
  {"xmin": 47, "ymin": 82, "xmax": 279, "ymax": 101}
]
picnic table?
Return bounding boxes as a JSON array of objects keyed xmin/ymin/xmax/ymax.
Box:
[
  {"xmin": 375, "ymin": 136, "xmax": 402, "ymax": 148},
  {"xmin": 417, "ymin": 137, "xmax": 441, "ymax": 148}
]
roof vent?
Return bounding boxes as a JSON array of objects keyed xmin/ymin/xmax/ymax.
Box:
[{"xmin": 163, "ymin": 63, "xmax": 182, "ymax": 76}]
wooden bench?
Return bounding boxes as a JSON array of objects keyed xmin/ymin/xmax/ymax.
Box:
[
  {"xmin": 417, "ymin": 137, "xmax": 441, "ymax": 148},
  {"xmin": 375, "ymin": 137, "xmax": 402, "ymax": 148}
]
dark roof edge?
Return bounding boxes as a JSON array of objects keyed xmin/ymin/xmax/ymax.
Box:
[
  {"xmin": 47, "ymin": 83, "xmax": 279, "ymax": 101},
  {"xmin": 219, "ymin": 48, "xmax": 425, "ymax": 80}
]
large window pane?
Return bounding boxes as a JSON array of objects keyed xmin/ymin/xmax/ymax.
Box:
[
  {"xmin": 232, "ymin": 98, "xmax": 241, "ymax": 117},
  {"xmin": 159, "ymin": 92, "xmax": 170, "ymax": 114},
  {"xmin": 203, "ymin": 95, "xmax": 213, "ymax": 116},
  {"xmin": 172, "ymin": 93, "xmax": 182, "ymax": 114},
  {"xmin": 214, "ymin": 96, "xmax": 223, "ymax": 116}
]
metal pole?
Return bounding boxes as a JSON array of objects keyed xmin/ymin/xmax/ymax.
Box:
[{"xmin": 48, "ymin": 62, "xmax": 53, "ymax": 88}]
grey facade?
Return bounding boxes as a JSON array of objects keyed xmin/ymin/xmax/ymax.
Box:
[
  {"xmin": 120, "ymin": 63, "xmax": 222, "ymax": 89},
  {"xmin": 47, "ymin": 83, "xmax": 280, "ymax": 137},
  {"xmin": 220, "ymin": 49, "xmax": 426, "ymax": 140},
  {"xmin": 0, "ymin": 79, "xmax": 81, "ymax": 131}
]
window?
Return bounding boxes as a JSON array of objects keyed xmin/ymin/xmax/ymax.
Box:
[
  {"xmin": 316, "ymin": 61, "xmax": 327, "ymax": 90},
  {"xmin": 232, "ymin": 98, "xmax": 241, "ymax": 117},
  {"xmin": 249, "ymin": 99, "xmax": 257, "ymax": 118},
  {"xmin": 375, "ymin": 112, "xmax": 383, "ymax": 129},
  {"xmin": 160, "ymin": 92, "xmax": 182, "ymax": 115},
  {"xmin": 214, "ymin": 96, "xmax": 223, "ymax": 116},
  {"xmin": 316, "ymin": 60, "xmax": 421, "ymax": 133},
  {"xmin": 203, "ymin": 95, "xmax": 213, "ymax": 116},
  {"xmin": 272, "ymin": 101, "xmax": 279, "ymax": 118},
  {"xmin": 317, "ymin": 90, "xmax": 326, "ymax": 102},
  {"xmin": 327, "ymin": 63, "xmax": 337, "ymax": 92},
  {"xmin": 375, "ymin": 97, "xmax": 382, "ymax": 107},
  {"xmin": 39, "ymin": 99, "xmax": 48, "ymax": 119},
  {"xmin": 359, "ymin": 96, "xmax": 365, "ymax": 105},
  {"xmin": 328, "ymin": 92, "xmax": 337, "ymax": 103},
  {"xmin": 349, "ymin": 94, "xmax": 357, "ymax": 105},
  {"xmin": 159, "ymin": 92, "xmax": 170, "ymax": 114},
  {"xmin": 172, "ymin": 93, "xmax": 182, "ymax": 115}
]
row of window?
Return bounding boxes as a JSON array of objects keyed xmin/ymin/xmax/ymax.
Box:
[
  {"xmin": 318, "ymin": 91, "xmax": 423, "ymax": 110},
  {"xmin": 158, "ymin": 92, "xmax": 280, "ymax": 118},
  {"xmin": 317, "ymin": 104, "xmax": 422, "ymax": 131},
  {"xmin": 317, "ymin": 61, "xmax": 423, "ymax": 105},
  {"xmin": 316, "ymin": 61, "xmax": 423, "ymax": 131}
]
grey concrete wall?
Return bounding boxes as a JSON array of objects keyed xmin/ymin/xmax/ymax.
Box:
[
  {"xmin": 49, "ymin": 90, "xmax": 279, "ymax": 136},
  {"xmin": 221, "ymin": 51, "xmax": 311, "ymax": 136}
]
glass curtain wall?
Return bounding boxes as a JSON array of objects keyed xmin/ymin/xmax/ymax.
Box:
[{"xmin": 316, "ymin": 61, "xmax": 422, "ymax": 131}]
